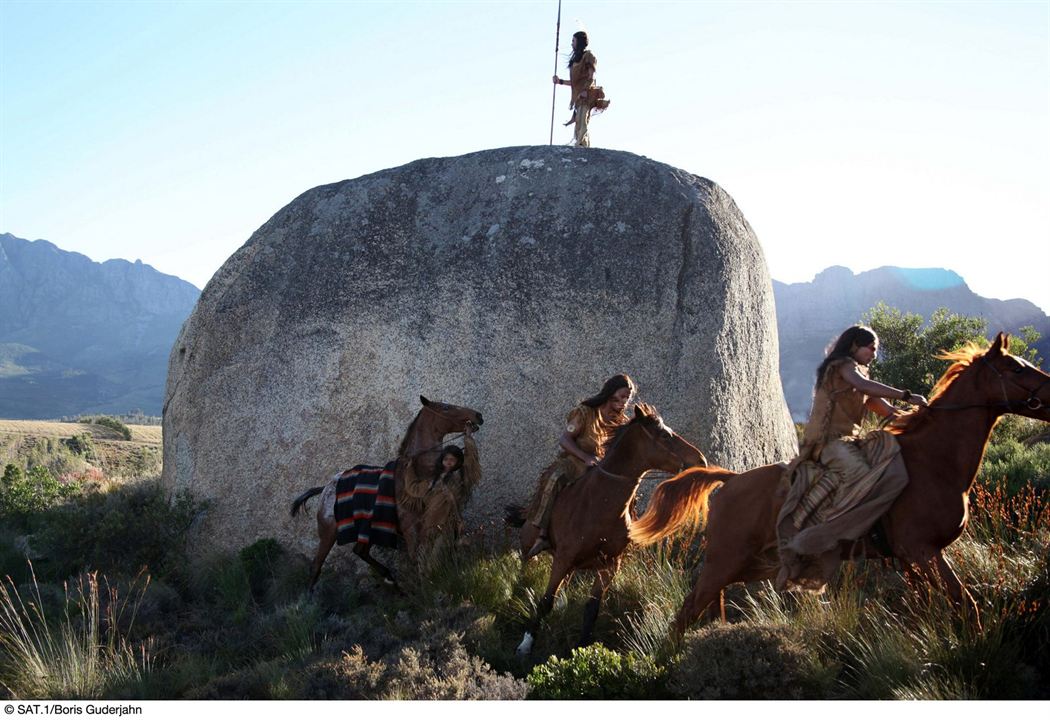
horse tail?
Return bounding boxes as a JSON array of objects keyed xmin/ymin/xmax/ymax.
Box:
[
  {"xmin": 504, "ymin": 504, "xmax": 527, "ymax": 528},
  {"xmin": 629, "ymin": 467, "xmax": 733, "ymax": 545},
  {"xmin": 290, "ymin": 486, "xmax": 324, "ymax": 517}
]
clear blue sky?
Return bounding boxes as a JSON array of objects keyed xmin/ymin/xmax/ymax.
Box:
[{"xmin": 2, "ymin": 1, "xmax": 1048, "ymax": 313}]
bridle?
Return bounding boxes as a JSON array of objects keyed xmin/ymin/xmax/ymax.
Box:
[
  {"xmin": 594, "ymin": 419, "xmax": 692, "ymax": 481},
  {"xmin": 924, "ymin": 356, "xmax": 1049, "ymax": 412},
  {"xmin": 404, "ymin": 404, "xmax": 480, "ymax": 459},
  {"xmin": 979, "ymin": 356, "xmax": 1049, "ymax": 412}
]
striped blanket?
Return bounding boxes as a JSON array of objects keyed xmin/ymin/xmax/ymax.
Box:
[{"xmin": 334, "ymin": 461, "xmax": 400, "ymax": 548}]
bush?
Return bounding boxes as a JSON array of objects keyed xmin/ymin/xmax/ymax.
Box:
[
  {"xmin": 978, "ymin": 439, "xmax": 1050, "ymax": 494},
  {"xmin": 32, "ymin": 481, "xmax": 203, "ymax": 581},
  {"xmin": 89, "ymin": 417, "xmax": 132, "ymax": 441},
  {"xmin": 669, "ymin": 623, "xmax": 825, "ymax": 699},
  {"xmin": 527, "ymin": 643, "xmax": 666, "ymax": 699},
  {"xmin": 63, "ymin": 433, "xmax": 95, "ymax": 459},
  {"xmin": 0, "ymin": 464, "xmax": 81, "ymax": 524},
  {"xmin": 239, "ymin": 538, "xmax": 283, "ymax": 602},
  {"xmin": 297, "ymin": 625, "xmax": 526, "ymax": 700}
]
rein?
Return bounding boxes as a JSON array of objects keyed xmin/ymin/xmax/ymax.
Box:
[
  {"xmin": 403, "ymin": 431, "xmax": 471, "ymax": 460},
  {"xmin": 593, "ymin": 420, "xmax": 689, "ymax": 482}
]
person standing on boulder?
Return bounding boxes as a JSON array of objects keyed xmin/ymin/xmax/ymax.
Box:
[
  {"xmin": 552, "ymin": 31, "xmax": 609, "ymax": 147},
  {"xmin": 525, "ymin": 373, "xmax": 635, "ymax": 558}
]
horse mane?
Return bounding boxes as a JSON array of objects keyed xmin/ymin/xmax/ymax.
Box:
[
  {"xmin": 396, "ymin": 411, "xmax": 422, "ymax": 458},
  {"xmin": 887, "ymin": 341, "xmax": 990, "ymax": 434},
  {"xmin": 601, "ymin": 402, "xmax": 659, "ymax": 455}
]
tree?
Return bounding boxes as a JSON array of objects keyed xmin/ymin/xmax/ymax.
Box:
[{"xmin": 863, "ymin": 304, "xmax": 987, "ymax": 395}]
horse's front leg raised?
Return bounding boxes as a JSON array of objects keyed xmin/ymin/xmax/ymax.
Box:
[
  {"xmin": 579, "ymin": 564, "xmax": 617, "ymax": 647},
  {"xmin": 517, "ymin": 556, "xmax": 574, "ymax": 655}
]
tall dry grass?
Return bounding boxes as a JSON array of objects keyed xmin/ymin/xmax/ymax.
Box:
[{"xmin": 0, "ymin": 563, "xmax": 154, "ymax": 698}]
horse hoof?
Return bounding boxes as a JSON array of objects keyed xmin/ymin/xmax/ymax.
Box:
[
  {"xmin": 516, "ymin": 632, "xmax": 534, "ymax": 656},
  {"xmin": 524, "ymin": 538, "xmax": 550, "ymax": 560}
]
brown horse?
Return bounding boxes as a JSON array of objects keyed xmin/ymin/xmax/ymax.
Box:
[
  {"xmin": 631, "ymin": 333, "xmax": 1050, "ymax": 634},
  {"xmin": 290, "ymin": 396, "xmax": 483, "ymax": 589},
  {"xmin": 506, "ymin": 403, "xmax": 707, "ymax": 653}
]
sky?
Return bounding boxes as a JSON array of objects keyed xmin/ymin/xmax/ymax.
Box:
[{"xmin": 2, "ymin": 0, "xmax": 1048, "ymax": 313}]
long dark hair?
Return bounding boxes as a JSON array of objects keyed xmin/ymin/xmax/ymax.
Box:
[
  {"xmin": 815, "ymin": 325, "xmax": 877, "ymax": 391},
  {"xmin": 582, "ymin": 373, "xmax": 636, "ymax": 408},
  {"xmin": 433, "ymin": 445, "xmax": 464, "ymax": 477},
  {"xmin": 568, "ymin": 30, "xmax": 588, "ymax": 69}
]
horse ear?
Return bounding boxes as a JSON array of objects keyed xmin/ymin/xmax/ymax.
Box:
[
  {"xmin": 990, "ymin": 332, "xmax": 1009, "ymax": 356},
  {"xmin": 420, "ymin": 395, "xmax": 430, "ymax": 406},
  {"xmin": 633, "ymin": 404, "xmax": 649, "ymax": 420}
]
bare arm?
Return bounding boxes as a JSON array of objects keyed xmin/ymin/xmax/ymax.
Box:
[
  {"xmin": 839, "ymin": 362, "xmax": 929, "ymax": 407},
  {"xmin": 559, "ymin": 430, "xmax": 598, "ymax": 466}
]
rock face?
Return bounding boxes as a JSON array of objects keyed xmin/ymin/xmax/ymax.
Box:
[{"xmin": 162, "ymin": 146, "xmax": 797, "ymax": 554}]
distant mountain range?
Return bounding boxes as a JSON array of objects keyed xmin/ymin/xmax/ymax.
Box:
[
  {"xmin": 2, "ymin": 233, "xmax": 1046, "ymax": 423},
  {"xmin": 0, "ymin": 233, "xmax": 200, "ymax": 419},
  {"xmin": 774, "ymin": 266, "xmax": 1050, "ymax": 420}
]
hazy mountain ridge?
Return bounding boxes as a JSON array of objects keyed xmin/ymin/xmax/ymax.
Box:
[
  {"xmin": 3, "ymin": 233, "xmax": 1046, "ymax": 424},
  {"xmin": 0, "ymin": 233, "xmax": 200, "ymax": 418},
  {"xmin": 774, "ymin": 265, "xmax": 1050, "ymax": 420}
]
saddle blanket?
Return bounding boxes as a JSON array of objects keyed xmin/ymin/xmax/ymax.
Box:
[{"xmin": 334, "ymin": 461, "xmax": 399, "ymax": 548}]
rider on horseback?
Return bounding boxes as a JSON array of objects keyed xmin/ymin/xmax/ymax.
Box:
[
  {"xmin": 776, "ymin": 325, "xmax": 928, "ymax": 590},
  {"xmin": 525, "ymin": 373, "xmax": 635, "ymax": 559}
]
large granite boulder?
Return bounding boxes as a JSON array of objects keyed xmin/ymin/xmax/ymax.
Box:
[{"xmin": 162, "ymin": 146, "xmax": 796, "ymax": 554}]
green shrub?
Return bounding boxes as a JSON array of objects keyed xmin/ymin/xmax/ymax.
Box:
[
  {"xmin": 185, "ymin": 658, "xmax": 297, "ymax": 700},
  {"xmin": 90, "ymin": 416, "xmax": 132, "ymax": 441},
  {"xmin": 978, "ymin": 438, "xmax": 1050, "ymax": 494},
  {"xmin": 0, "ymin": 464, "xmax": 81, "ymax": 523},
  {"xmin": 32, "ymin": 481, "xmax": 203, "ymax": 581},
  {"xmin": 239, "ymin": 538, "xmax": 283, "ymax": 602},
  {"xmin": 992, "ymin": 416, "xmax": 1049, "ymax": 446},
  {"xmin": 63, "ymin": 433, "xmax": 95, "ymax": 459},
  {"xmin": 669, "ymin": 622, "xmax": 826, "ymax": 699},
  {"xmin": 527, "ymin": 643, "xmax": 666, "ymax": 699},
  {"xmin": 297, "ymin": 625, "xmax": 526, "ymax": 700}
]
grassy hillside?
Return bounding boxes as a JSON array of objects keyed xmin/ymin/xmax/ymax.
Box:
[
  {"xmin": 0, "ymin": 419, "xmax": 161, "ymax": 483},
  {"xmin": 0, "ymin": 418, "xmax": 1046, "ymax": 700}
]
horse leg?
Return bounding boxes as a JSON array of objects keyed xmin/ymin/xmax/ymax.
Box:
[
  {"xmin": 579, "ymin": 565, "xmax": 617, "ymax": 647},
  {"xmin": 353, "ymin": 543, "xmax": 398, "ymax": 588},
  {"xmin": 704, "ymin": 588, "xmax": 726, "ymax": 623},
  {"xmin": 308, "ymin": 520, "xmax": 337, "ymax": 591},
  {"xmin": 674, "ymin": 559, "xmax": 736, "ymax": 636},
  {"xmin": 932, "ymin": 552, "xmax": 981, "ymax": 630},
  {"xmin": 517, "ymin": 555, "xmax": 573, "ymax": 655}
]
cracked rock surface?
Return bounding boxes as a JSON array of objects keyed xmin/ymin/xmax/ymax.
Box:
[{"xmin": 162, "ymin": 146, "xmax": 796, "ymax": 553}]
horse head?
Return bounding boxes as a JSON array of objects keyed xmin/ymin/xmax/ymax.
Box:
[
  {"xmin": 419, "ymin": 395, "xmax": 484, "ymax": 433},
  {"xmin": 973, "ymin": 333, "xmax": 1050, "ymax": 422},
  {"xmin": 622, "ymin": 403, "xmax": 708, "ymax": 474}
]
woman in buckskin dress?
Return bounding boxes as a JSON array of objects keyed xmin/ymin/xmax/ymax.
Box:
[
  {"xmin": 552, "ymin": 30, "xmax": 610, "ymax": 147},
  {"xmin": 525, "ymin": 373, "xmax": 636, "ymax": 558},
  {"xmin": 776, "ymin": 325, "xmax": 928, "ymax": 589}
]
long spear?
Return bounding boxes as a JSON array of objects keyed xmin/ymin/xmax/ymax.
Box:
[{"xmin": 549, "ymin": 0, "xmax": 562, "ymax": 145}]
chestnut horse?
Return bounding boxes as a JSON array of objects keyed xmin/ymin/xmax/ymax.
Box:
[
  {"xmin": 506, "ymin": 404, "xmax": 707, "ymax": 653},
  {"xmin": 631, "ymin": 333, "xmax": 1050, "ymax": 634},
  {"xmin": 290, "ymin": 396, "xmax": 483, "ymax": 589}
]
